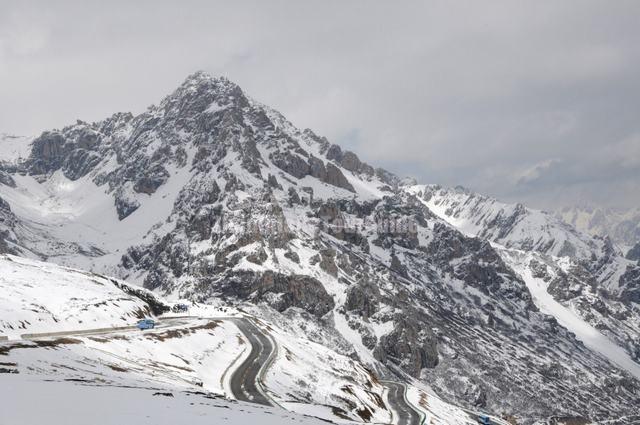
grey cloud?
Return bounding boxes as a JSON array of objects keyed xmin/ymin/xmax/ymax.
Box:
[
  {"xmin": 517, "ymin": 159, "xmax": 564, "ymax": 186},
  {"xmin": 0, "ymin": 0, "xmax": 639, "ymax": 208}
]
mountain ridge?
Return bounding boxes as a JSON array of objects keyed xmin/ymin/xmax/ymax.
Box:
[
  {"xmin": 557, "ymin": 204, "xmax": 640, "ymax": 250},
  {"xmin": 1, "ymin": 71, "xmax": 640, "ymax": 424}
]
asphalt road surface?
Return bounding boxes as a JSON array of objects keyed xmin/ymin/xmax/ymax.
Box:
[
  {"xmin": 385, "ymin": 381, "xmax": 422, "ymax": 425},
  {"xmin": 229, "ymin": 318, "xmax": 275, "ymax": 406},
  {"xmin": 5, "ymin": 315, "xmax": 430, "ymax": 422},
  {"xmin": 15, "ymin": 317, "xmax": 192, "ymax": 340},
  {"xmin": 3, "ymin": 316, "xmax": 277, "ymax": 407}
]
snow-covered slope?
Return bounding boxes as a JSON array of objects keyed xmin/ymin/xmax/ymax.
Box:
[
  {"xmin": 409, "ymin": 184, "xmax": 640, "ymax": 374},
  {"xmin": 0, "ymin": 133, "xmax": 32, "ymax": 163},
  {"xmin": 0, "ymin": 375, "xmax": 332, "ymax": 425},
  {"xmin": 0, "ymin": 254, "xmax": 155, "ymax": 338},
  {"xmin": 500, "ymin": 248, "xmax": 640, "ymax": 380},
  {"xmin": 2, "ymin": 254, "xmax": 479, "ymax": 424},
  {"xmin": 407, "ymin": 184, "xmax": 599, "ymax": 260},
  {"xmin": 2, "ymin": 72, "xmax": 640, "ymax": 424}
]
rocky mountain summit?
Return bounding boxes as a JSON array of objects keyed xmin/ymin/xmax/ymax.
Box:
[{"xmin": 1, "ymin": 72, "xmax": 640, "ymax": 424}]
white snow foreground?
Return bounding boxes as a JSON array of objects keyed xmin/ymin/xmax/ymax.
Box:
[
  {"xmin": 0, "ymin": 254, "xmax": 154, "ymax": 338},
  {"xmin": 0, "ymin": 255, "xmax": 328, "ymax": 423},
  {"xmin": 0, "ymin": 254, "xmax": 481, "ymax": 424},
  {"xmin": 0, "ymin": 374, "xmax": 329, "ymax": 425}
]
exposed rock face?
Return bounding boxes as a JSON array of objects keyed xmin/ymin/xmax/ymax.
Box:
[
  {"xmin": 345, "ymin": 278, "xmax": 380, "ymax": 319},
  {"xmin": 305, "ymin": 157, "xmax": 322, "ymax": 180},
  {"xmin": 389, "ymin": 253, "xmax": 408, "ymax": 278},
  {"xmin": 548, "ymin": 264, "xmax": 594, "ymax": 302},
  {"xmin": 133, "ymin": 166, "xmax": 170, "ymax": 195},
  {"xmin": 325, "ymin": 144, "xmax": 374, "ymax": 176},
  {"xmin": 619, "ymin": 266, "xmax": 640, "ymax": 304},
  {"xmin": 627, "ymin": 242, "xmax": 640, "ymax": 262},
  {"xmin": 325, "ymin": 163, "xmax": 355, "ymax": 192},
  {"xmin": 222, "ymin": 271, "xmax": 335, "ymax": 318},
  {"xmin": 107, "ymin": 277, "xmax": 171, "ymax": 316},
  {"xmin": 287, "ymin": 187, "xmax": 301, "ymax": 205},
  {"xmin": 0, "ymin": 231, "xmax": 12, "ymax": 254},
  {"xmin": 27, "ymin": 128, "xmax": 102, "ymax": 180},
  {"xmin": 267, "ymin": 174, "xmax": 282, "ymax": 190},
  {"xmin": 270, "ymin": 150, "xmax": 355, "ymax": 192},
  {"xmin": 28, "ymin": 131, "xmax": 67, "ymax": 173},
  {"xmin": 425, "ymin": 223, "xmax": 535, "ymax": 306},
  {"xmin": 115, "ymin": 193, "xmax": 140, "ymax": 220},
  {"xmin": 0, "ymin": 171, "xmax": 16, "ymax": 187},
  {"xmin": 318, "ymin": 248, "xmax": 338, "ymax": 277},
  {"xmin": 0, "ymin": 196, "xmax": 11, "ymax": 215},
  {"xmin": 246, "ymin": 246, "xmax": 268, "ymax": 265},
  {"xmin": 0, "ymin": 196, "xmax": 17, "ymax": 255},
  {"xmin": 271, "ymin": 150, "xmax": 309, "ymax": 179},
  {"xmin": 284, "ymin": 250, "xmax": 300, "ymax": 263},
  {"xmin": 374, "ymin": 317, "xmax": 439, "ymax": 376}
]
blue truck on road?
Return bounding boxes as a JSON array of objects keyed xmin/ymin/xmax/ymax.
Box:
[
  {"xmin": 137, "ymin": 318, "xmax": 156, "ymax": 330},
  {"xmin": 477, "ymin": 415, "xmax": 492, "ymax": 425}
]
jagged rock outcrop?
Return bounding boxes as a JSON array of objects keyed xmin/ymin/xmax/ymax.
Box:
[
  {"xmin": 325, "ymin": 144, "xmax": 374, "ymax": 176},
  {"xmin": 619, "ymin": 266, "xmax": 640, "ymax": 304},
  {"xmin": 27, "ymin": 128, "xmax": 102, "ymax": 180},
  {"xmin": 345, "ymin": 278, "xmax": 380, "ymax": 319},
  {"xmin": 0, "ymin": 196, "xmax": 17, "ymax": 255},
  {"xmin": 222, "ymin": 271, "xmax": 335, "ymax": 317},
  {"xmin": 0, "ymin": 170, "xmax": 16, "ymax": 187},
  {"xmin": 318, "ymin": 248, "xmax": 339, "ymax": 277},
  {"xmin": 115, "ymin": 193, "xmax": 140, "ymax": 220},
  {"xmin": 374, "ymin": 317, "xmax": 439, "ymax": 376},
  {"xmin": 270, "ymin": 150, "xmax": 355, "ymax": 192},
  {"xmin": 627, "ymin": 242, "xmax": 640, "ymax": 262}
]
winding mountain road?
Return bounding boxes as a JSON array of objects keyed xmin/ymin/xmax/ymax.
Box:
[
  {"xmin": 228, "ymin": 318, "xmax": 275, "ymax": 406},
  {"xmin": 384, "ymin": 381, "xmax": 423, "ymax": 425},
  {"xmin": 2, "ymin": 315, "xmax": 428, "ymax": 424}
]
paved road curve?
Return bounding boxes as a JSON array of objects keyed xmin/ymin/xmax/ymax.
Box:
[
  {"xmin": 7, "ymin": 315, "xmax": 428, "ymax": 423},
  {"xmin": 385, "ymin": 381, "xmax": 422, "ymax": 425},
  {"xmin": 229, "ymin": 318, "xmax": 275, "ymax": 406},
  {"xmin": 5, "ymin": 316, "xmax": 278, "ymax": 407}
]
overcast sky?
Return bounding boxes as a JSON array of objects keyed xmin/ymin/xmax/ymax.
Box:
[{"xmin": 1, "ymin": 1, "xmax": 639, "ymax": 210}]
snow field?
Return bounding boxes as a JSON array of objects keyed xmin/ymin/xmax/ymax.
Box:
[
  {"xmin": 0, "ymin": 255, "xmax": 150, "ymax": 338},
  {"xmin": 500, "ymin": 249, "xmax": 640, "ymax": 380},
  {"xmin": 0, "ymin": 374, "xmax": 330, "ymax": 425}
]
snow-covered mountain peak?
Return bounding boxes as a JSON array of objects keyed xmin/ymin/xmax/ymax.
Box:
[
  {"xmin": 2, "ymin": 72, "xmax": 640, "ymax": 423},
  {"xmin": 158, "ymin": 71, "xmax": 249, "ymax": 119}
]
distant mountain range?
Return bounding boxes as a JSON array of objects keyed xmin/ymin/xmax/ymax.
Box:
[{"xmin": 556, "ymin": 205, "xmax": 640, "ymax": 253}]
